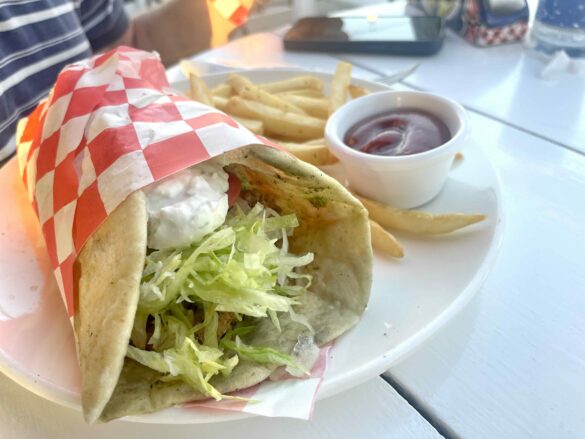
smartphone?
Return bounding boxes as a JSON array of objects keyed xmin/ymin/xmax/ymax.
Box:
[{"xmin": 283, "ymin": 16, "xmax": 445, "ymax": 56}]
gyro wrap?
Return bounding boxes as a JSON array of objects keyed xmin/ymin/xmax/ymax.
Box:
[{"xmin": 17, "ymin": 47, "xmax": 372, "ymax": 423}]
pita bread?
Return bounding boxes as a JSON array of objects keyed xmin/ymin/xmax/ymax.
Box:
[{"xmin": 75, "ymin": 191, "xmax": 147, "ymax": 423}]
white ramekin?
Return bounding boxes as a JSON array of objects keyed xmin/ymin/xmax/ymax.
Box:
[{"xmin": 325, "ymin": 90, "xmax": 470, "ymax": 208}]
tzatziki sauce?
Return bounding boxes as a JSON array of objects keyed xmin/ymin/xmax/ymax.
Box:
[{"xmin": 144, "ymin": 161, "xmax": 229, "ymax": 250}]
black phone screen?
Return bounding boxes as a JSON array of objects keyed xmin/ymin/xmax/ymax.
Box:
[{"xmin": 285, "ymin": 16, "xmax": 444, "ymax": 43}]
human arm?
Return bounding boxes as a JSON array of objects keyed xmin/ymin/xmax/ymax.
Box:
[{"xmin": 117, "ymin": 0, "xmax": 212, "ymax": 67}]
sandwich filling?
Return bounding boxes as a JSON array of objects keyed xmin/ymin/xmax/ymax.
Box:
[{"xmin": 126, "ymin": 160, "xmax": 317, "ymax": 400}]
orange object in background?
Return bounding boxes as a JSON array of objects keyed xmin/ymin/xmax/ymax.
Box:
[{"xmin": 207, "ymin": 0, "xmax": 254, "ymax": 47}]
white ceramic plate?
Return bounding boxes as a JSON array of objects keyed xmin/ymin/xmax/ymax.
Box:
[{"xmin": 0, "ymin": 70, "xmax": 503, "ymax": 424}]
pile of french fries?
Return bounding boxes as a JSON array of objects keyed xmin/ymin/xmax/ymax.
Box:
[
  {"xmin": 186, "ymin": 62, "xmax": 367, "ymax": 167},
  {"xmin": 183, "ymin": 61, "xmax": 486, "ymax": 258}
]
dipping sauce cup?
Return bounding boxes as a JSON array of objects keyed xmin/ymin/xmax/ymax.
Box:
[{"xmin": 325, "ymin": 91, "xmax": 469, "ymax": 209}]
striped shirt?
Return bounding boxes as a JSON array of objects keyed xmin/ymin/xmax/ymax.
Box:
[{"xmin": 0, "ymin": 0, "xmax": 129, "ymax": 161}]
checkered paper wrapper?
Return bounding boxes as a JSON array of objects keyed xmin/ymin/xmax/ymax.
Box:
[{"xmin": 16, "ymin": 46, "xmax": 328, "ymax": 420}]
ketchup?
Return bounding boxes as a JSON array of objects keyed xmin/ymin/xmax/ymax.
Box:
[{"xmin": 344, "ymin": 108, "xmax": 450, "ymax": 157}]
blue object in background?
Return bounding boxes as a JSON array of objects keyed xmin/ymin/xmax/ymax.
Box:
[
  {"xmin": 531, "ymin": 0, "xmax": 585, "ymax": 56},
  {"xmin": 536, "ymin": 0, "xmax": 585, "ymax": 27}
]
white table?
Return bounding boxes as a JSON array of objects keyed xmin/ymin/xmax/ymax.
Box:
[
  {"xmin": 0, "ymin": 373, "xmax": 442, "ymax": 438},
  {"xmin": 3, "ymin": 17, "xmax": 585, "ymax": 439}
]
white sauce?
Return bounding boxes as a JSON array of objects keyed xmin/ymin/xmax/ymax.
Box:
[
  {"xmin": 144, "ymin": 161, "xmax": 229, "ymax": 250},
  {"xmin": 287, "ymin": 335, "xmax": 320, "ymax": 377}
]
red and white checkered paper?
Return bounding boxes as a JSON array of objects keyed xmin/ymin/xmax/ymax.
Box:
[
  {"xmin": 16, "ymin": 46, "xmax": 325, "ymax": 420},
  {"xmin": 16, "ymin": 46, "xmax": 271, "ymax": 316},
  {"xmin": 471, "ymin": 22, "xmax": 528, "ymax": 47},
  {"xmin": 461, "ymin": 0, "xmax": 527, "ymax": 46}
]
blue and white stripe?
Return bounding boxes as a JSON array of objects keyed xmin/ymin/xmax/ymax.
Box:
[{"xmin": 0, "ymin": 0, "xmax": 129, "ymax": 160}]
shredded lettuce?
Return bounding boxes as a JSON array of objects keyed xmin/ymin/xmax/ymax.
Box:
[
  {"xmin": 128, "ymin": 202, "xmax": 315, "ymax": 400},
  {"xmin": 221, "ymin": 336, "xmax": 307, "ymax": 375},
  {"xmin": 127, "ymin": 339, "xmax": 233, "ymax": 400}
]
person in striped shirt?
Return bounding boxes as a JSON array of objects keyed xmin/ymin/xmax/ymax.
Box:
[{"xmin": 0, "ymin": 0, "xmax": 214, "ymax": 162}]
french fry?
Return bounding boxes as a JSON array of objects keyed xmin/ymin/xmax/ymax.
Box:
[
  {"xmin": 189, "ymin": 73, "xmax": 213, "ymax": 106},
  {"xmin": 358, "ymin": 195, "xmax": 486, "ymax": 235},
  {"xmin": 279, "ymin": 95, "xmax": 329, "ymax": 119},
  {"xmin": 276, "ymin": 89, "xmax": 325, "ymax": 98},
  {"xmin": 258, "ymin": 75, "xmax": 324, "ymax": 93},
  {"xmin": 180, "ymin": 60, "xmax": 199, "ymax": 80},
  {"xmin": 212, "ymin": 96, "xmax": 228, "ymax": 111},
  {"xmin": 349, "ymin": 84, "xmax": 369, "ymax": 99},
  {"xmin": 226, "ymin": 97, "xmax": 325, "ymax": 140},
  {"xmin": 272, "ymin": 137, "xmax": 326, "ymax": 145},
  {"xmin": 211, "ymin": 83, "xmax": 232, "ymax": 98},
  {"xmin": 271, "ymin": 139, "xmax": 337, "ymax": 166},
  {"xmin": 233, "ymin": 116, "xmax": 264, "ymax": 135},
  {"xmin": 226, "ymin": 74, "xmax": 252, "ymax": 94},
  {"xmin": 305, "ymin": 137, "xmax": 325, "ymax": 145},
  {"xmin": 211, "ymin": 96, "xmax": 263, "ymax": 134},
  {"xmin": 329, "ymin": 62, "xmax": 352, "ymax": 115},
  {"xmin": 228, "ymin": 74, "xmax": 307, "ymax": 115},
  {"xmin": 369, "ymin": 220, "xmax": 404, "ymax": 258}
]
